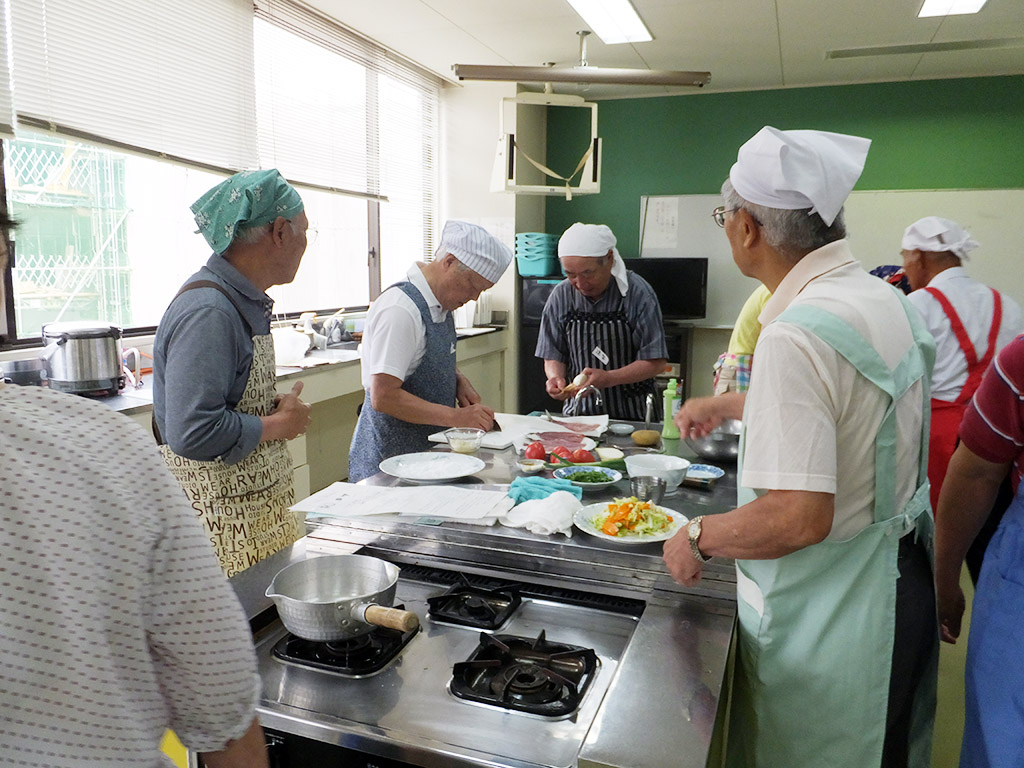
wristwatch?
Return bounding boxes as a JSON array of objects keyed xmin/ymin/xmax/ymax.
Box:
[{"xmin": 687, "ymin": 515, "xmax": 710, "ymax": 563}]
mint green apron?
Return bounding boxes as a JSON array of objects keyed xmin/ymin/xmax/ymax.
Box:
[{"xmin": 728, "ymin": 300, "xmax": 937, "ymax": 768}]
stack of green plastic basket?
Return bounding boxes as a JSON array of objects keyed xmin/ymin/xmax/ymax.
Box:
[{"xmin": 515, "ymin": 233, "xmax": 560, "ymax": 277}]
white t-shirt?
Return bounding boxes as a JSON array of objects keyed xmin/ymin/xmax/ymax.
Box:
[
  {"xmin": 907, "ymin": 266, "xmax": 1024, "ymax": 401},
  {"xmin": 744, "ymin": 241, "xmax": 926, "ymax": 541},
  {"xmin": 0, "ymin": 384, "xmax": 260, "ymax": 767},
  {"xmin": 360, "ymin": 264, "xmax": 449, "ymax": 390}
]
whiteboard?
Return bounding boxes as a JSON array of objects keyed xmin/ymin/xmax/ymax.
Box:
[{"xmin": 640, "ymin": 189, "xmax": 1024, "ymax": 328}]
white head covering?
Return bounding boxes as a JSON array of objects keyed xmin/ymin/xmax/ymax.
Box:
[
  {"xmin": 901, "ymin": 216, "xmax": 979, "ymax": 261},
  {"xmin": 436, "ymin": 220, "xmax": 513, "ymax": 283},
  {"xmin": 729, "ymin": 126, "xmax": 872, "ymax": 226},
  {"xmin": 557, "ymin": 222, "xmax": 629, "ymax": 296}
]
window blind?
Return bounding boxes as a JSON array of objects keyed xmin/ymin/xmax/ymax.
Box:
[
  {"xmin": 9, "ymin": 0, "xmax": 257, "ymax": 171},
  {"xmin": 0, "ymin": 0, "xmax": 15, "ymax": 138},
  {"xmin": 254, "ymin": 0, "xmax": 440, "ymax": 227}
]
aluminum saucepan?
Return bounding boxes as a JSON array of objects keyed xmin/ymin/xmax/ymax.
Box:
[{"xmin": 265, "ymin": 554, "xmax": 420, "ymax": 641}]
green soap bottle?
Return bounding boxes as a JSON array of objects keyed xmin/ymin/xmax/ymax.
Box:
[{"xmin": 662, "ymin": 378, "xmax": 681, "ymax": 439}]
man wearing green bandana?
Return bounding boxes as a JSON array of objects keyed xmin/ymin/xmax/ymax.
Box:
[{"xmin": 153, "ymin": 169, "xmax": 313, "ymax": 576}]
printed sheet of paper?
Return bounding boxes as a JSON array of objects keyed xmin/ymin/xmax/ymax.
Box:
[{"xmin": 292, "ymin": 482, "xmax": 514, "ymax": 521}]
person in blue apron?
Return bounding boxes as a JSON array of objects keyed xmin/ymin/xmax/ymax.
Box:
[
  {"xmin": 933, "ymin": 333, "xmax": 1024, "ymax": 768},
  {"xmin": 536, "ymin": 223, "xmax": 668, "ymax": 421},
  {"xmin": 348, "ymin": 221, "xmax": 513, "ymax": 482},
  {"xmin": 663, "ymin": 126, "xmax": 938, "ymax": 768},
  {"xmin": 153, "ymin": 169, "xmax": 313, "ymax": 576}
]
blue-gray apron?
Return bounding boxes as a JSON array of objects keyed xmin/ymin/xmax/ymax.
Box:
[
  {"xmin": 960, "ymin": 482, "xmax": 1024, "ymax": 768},
  {"xmin": 730, "ymin": 300, "xmax": 937, "ymax": 768},
  {"xmin": 348, "ymin": 282, "xmax": 457, "ymax": 482}
]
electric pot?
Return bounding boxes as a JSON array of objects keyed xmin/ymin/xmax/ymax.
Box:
[
  {"xmin": 0, "ymin": 357, "xmax": 47, "ymax": 386},
  {"xmin": 41, "ymin": 321, "xmax": 125, "ymax": 396},
  {"xmin": 265, "ymin": 554, "xmax": 419, "ymax": 641}
]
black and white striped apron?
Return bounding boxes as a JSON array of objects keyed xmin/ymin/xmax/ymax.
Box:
[{"xmin": 563, "ymin": 306, "xmax": 660, "ymax": 421}]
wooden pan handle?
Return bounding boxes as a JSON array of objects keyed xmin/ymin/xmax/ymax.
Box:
[{"xmin": 364, "ymin": 604, "xmax": 420, "ymax": 632}]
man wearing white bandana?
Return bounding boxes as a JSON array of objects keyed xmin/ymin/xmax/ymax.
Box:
[
  {"xmin": 536, "ymin": 222, "xmax": 668, "ymax": 421},
  {"xmin": 664, "ymin": 127, "xmax": 937, "ymax": 768},
  {"xmin": 900, "ymin": 216, "xmax": 1022, "ymax": 519},
  {"xmin": 348, "ymin": 220, "xmax": 512, "ymax": 482}
]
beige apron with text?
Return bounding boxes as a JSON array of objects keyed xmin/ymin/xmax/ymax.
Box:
[{"xmin": 160, "ymin": 332, "xmax": 301, "ymax": 577}]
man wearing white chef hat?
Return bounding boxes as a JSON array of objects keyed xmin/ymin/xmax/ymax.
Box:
[
  {"xmin": 535, "ymin": 222, "xmax": 668, "ymax": 421},
  {"xmin": 348, "ymin": 220, "xmax": 512, "ymax": 482},
  {"xmin": 665, "ymin": 126, "xmax": 938, "ymax": 768},
  {"xmin": 900, "ymin": 216, "xmax": 1022, "ymax": 520}
]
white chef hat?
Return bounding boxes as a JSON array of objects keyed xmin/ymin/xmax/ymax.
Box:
[
  {"xmin": 901, "ymin": 216, "xmax": 979, "ymax": 261},
  {"xmin": 558, "ymin": 222, "xmax": 629, "ymax": 296},
  {"xmin": 436, "ymin": 220, "xmax": 513, "ymax": 283},
  {"xmin": 729, "ymin": 126, "xmax": 872, "ymax": 226}
]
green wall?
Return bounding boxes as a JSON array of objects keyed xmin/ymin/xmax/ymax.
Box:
[{"xmin": 545, "ymin": 75, "xmax": 1024, "ymax": 257}]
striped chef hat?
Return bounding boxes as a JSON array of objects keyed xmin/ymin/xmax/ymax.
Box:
[{"xmin": 435, "ymin": 221, "xmax": 513, "ymax": 283}]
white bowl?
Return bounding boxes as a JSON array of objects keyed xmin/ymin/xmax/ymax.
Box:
[
  {"xmin": 517, "ymin": 459, "xmax": 546, "ymax": 474},
  {"xmin": 624, "ymin": 453, "xmax": 690, "ymax": 488},
  {"xmin": 444, "ymin": 427, "xmax": 485, "ymax": 454},
  {"xmin": 608, "ymin": 422, "xmax": 635, "ymax": 436}
]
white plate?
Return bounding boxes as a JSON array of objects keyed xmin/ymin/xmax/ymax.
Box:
[
  {"xmin": 573, "ymin": 502, "xmax": 687, "ymax": 544},
  {"xmin": 553, "ymin": 466, "xmax": 623, "ymax": 490},
  {"xmin": 523, "ymin": 433, "xmax": 597, "ymax": 452},
  {"xmin": 379, "ymin": 452, "xmax": 486, "ymax": 483}
]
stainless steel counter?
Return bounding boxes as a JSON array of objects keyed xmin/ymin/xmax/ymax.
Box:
[{"xmin": 229, "ymin": 431, "xmax": 738, "ymax": 768}]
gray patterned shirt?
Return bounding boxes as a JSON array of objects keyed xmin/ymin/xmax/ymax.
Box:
[{"xmin": 0, "ymin": 385, "xmax": 261, "ymax": 766}]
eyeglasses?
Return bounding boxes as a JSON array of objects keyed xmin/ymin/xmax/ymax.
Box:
[{"xmin": 711, "ymin": 206, "xmax": 737, "ymax": 228}]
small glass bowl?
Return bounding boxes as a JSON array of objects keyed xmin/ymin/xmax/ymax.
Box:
[{"xmin": 444, "ymin": 427, "xmax": 485, "ymax": 454}]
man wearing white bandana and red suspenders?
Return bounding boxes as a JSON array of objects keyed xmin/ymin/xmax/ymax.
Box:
[{"xmin": 900, "ymin": 217, "xmax": 1022, "ymax": 517}]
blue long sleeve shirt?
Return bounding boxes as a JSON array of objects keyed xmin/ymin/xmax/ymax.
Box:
[{"xmin": 152, "ymin": 254, "xmax": 274, "ymax": 464}]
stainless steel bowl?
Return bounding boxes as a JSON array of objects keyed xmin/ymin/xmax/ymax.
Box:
[
  {"xmin": 685, "ymin": 419, "xmax": 741, "ymax": 462},
  {"xmin": 630, "ymin": 475, "xmax": 666, "ymax": 505}
]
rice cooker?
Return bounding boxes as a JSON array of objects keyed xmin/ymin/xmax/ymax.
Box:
[{"xmin": 41, "ymin": 321, "xmax": 125, "ymax": 396}]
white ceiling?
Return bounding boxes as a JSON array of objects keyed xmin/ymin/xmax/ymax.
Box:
[{"xmin": 303, "ymin": 0, "xmax": 1024, "ymax": 99}]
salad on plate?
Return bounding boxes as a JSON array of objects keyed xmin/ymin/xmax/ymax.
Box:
[{"xmin": 585, "ymin": 496, "xmax": 682, "ymax": 539}]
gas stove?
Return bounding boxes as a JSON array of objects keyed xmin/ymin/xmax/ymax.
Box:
[{"xmin": 254, "ymin": 563, "xmax": 643, "ymax": 768}]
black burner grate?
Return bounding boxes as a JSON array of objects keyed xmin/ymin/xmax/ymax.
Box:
[
  {"xmin": 450, "ymin": 630, "xmax": 598, "ymax": 717},
  {"xmin": 426, "ymin": 574, "xmax": 523, "ymax": 629},
  {"xmin": 272, "ymin": 607, "xmax": 419, "ymax": 677}
]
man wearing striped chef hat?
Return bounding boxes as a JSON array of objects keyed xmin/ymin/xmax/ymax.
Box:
[{"xmin": 348, "ymin": 220, "xmax": 513, "ymax": 482}]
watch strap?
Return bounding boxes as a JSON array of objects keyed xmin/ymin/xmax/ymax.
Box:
[{"xmin": 689, "ymin": 515, "xmax": 710, "ymax": 563}]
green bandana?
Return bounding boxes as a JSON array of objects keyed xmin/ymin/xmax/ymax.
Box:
[{"xmin": 191, "ymin": 169, "xmax": 304, "ymax": 254}]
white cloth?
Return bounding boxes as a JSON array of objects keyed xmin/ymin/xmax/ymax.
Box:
[
  {"xmin": 908, "ymin": 267, "xmax": 1024, "ymax": 400},
  {"xmin": 557, "ymin": 222, "xmax": 629, "ymax": 295},
  {"xmin": 360, "ymin": 264, "xmax": 444, "ymax": 389},
  {"xmin": 901, "ymin": 216, "xmax": 980, "ymax": 260},
  {"xmin": 745, "ymin": 240, "xmax": 925, "ymax": 541},
  {"xmin": 436, "ymin": 220, "xmax": 512, "ymax": 283},
  {"xmin": 729, "ymin": 126, "xmax": 871, "ymax": 226},
  {"xmin": 0, "ymin": 384, "xmax": 260, "ymax": 766},
  {"xmin": 498, "ymin": 490, "xmax": 581, "ymax": 537}
]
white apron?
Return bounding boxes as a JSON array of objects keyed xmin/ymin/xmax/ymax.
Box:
[
  {"xmin": 160, "ymin": 331, "xmax": 301, "ymax": 577},
  {"xmin": 728, "ymin": 301, "xmax": 937, "ymax": 768}
]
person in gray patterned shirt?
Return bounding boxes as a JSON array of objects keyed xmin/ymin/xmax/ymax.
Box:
[{"xmin": 0, "ymin": 211, "xmax": 268, "ymax": 767}]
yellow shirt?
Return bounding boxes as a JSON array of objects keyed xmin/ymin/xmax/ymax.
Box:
[{"xmin": 728, "ymin": 284, "xmax": 772, "ymax": 355}]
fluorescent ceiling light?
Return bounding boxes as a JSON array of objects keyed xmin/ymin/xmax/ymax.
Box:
[
  {"xmin": 565, "ymin": 0, "xmax": 652, "ymax": 44},
  {"xmin": 452, "ymin": 63, "xmax": 710, "ymax": 87},
  {"xmin": 918, "ymin": 0, "xmax": 988, "ymax": 18}
]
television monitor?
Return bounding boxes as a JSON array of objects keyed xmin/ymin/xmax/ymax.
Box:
[{"xmin": 626, "ymin": 257, "xmax": 708, "ymax": 320}]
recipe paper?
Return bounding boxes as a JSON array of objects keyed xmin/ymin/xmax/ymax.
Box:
[{"xmin": 292, "ymin": 482, "xmax": 514, "ymax": 524}]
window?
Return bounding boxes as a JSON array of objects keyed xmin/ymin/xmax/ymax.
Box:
[{"xmin": 1, "ymin": 0, "xmax": 440, "ymax": 345}]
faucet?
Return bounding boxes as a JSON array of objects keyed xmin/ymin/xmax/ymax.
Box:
[{"xmin": 567, "ymin": 384, "xmax": 603, "ymax": 416}]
